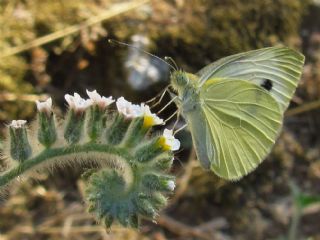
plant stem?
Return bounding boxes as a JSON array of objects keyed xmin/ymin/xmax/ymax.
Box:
[
  {"xmin": 288, "ymin": 203, "xmax": 301, "ymax": 240},
  {"xmin": 0, "ymin": 143, "xmax": 131, "ymax": 187}
]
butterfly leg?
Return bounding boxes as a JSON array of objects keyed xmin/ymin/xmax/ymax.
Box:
[
  {"xmin": 147, "ymin": 86, "xmax": 170, "ymax": 108},
  {"xmin": 164, "ymin": 109, "xmax": 179, "ymax": 124},
  {"xmin": 174, "ymin": 123, "xmax": 187, "ymax": 135},
  {"xmin": 157, "ymin": 95, "xmax": 178, "ymax": 114}
]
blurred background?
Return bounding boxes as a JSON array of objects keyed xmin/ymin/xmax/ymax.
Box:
[{"xmin": 0, "ymin": 0, "xmax": 320, "ymax": 239}]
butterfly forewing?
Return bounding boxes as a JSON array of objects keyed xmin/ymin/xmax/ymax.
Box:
[
  {"xmin": 199, "ymin": 79, "xmax": 282, "ymax": 180},
  {"xmin": 196, "ymin": 47, "xmax": 305, "ymax": 112}
]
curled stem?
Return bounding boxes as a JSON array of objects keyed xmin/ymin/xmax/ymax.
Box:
[{"xmin": 0, "ymin": 143, "xmax": 130, "ymax": 187}]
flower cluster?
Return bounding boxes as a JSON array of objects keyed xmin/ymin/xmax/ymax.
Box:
[
  {"xmin": 32, "ymin": 90, "xmax": 180, "ymax": 151},
  {"xmin": 34, "ymin": 90, "xmax": 164, "ymax": 131}
]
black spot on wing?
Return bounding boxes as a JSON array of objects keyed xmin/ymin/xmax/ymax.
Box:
[{"xmin": 260, "ymin": 79, "xmax": 273, "ymax": 91}]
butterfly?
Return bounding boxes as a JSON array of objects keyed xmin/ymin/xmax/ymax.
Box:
[{"xmin": 170, "ymin": 47, "xmax": 305, "ymax": 180}]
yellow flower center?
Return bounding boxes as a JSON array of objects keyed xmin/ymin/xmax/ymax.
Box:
[
  {"xmin": 157, "ymin": 137, "xmax": 171, "ymax": 151},
  {"xmin": 143, "ymin": 115, "xmax": 155, "ymax": 128}
]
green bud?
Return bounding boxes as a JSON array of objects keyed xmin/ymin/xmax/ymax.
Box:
[
  {"xmin": 117, "ymin": 204, "xmax": 131, "ymax": 227},
  {"xmin": 128, "ymin": 214, "xmax": 139, "ymax": 228},
  {"xmin": 104, "ymin": 215, "xmax": 114, "ymax": 228},
  {"xmin": 122, "ymin": 117, "xmax": 148, "ymax": 147},
  {"xmin": 87, "ymin": 105, "xmax": 107, "ymax": 141},
  {"xmin": 64, "ymin": 110, "xmax": 86, "ymax": 144},
  {"xmin": 134, "ymin": 197, "xmax": 156, "ymax": 219},
  {"xmin": 106, "ymin": 114, "xmax": 131, "ymax": 145},
  {"xmin": 142, "ymin": 174, "xmax": 175, "ymax": 192},
  {"xmin": 150, "ymin": 193, "xmax": 167, "ymax": 210},
  {"xmin": 9, "ymin": 120, "xmax": 32, "ymax": 162},
  {"xmin": 134, "ymin": 138, "xmax": 164, "ymax": 163},
  {"xmin": 153, "ymin": 154, "xmax": 174, "ymax": 171},
  {"xmin": 38, "ymin": 112, "xmax": 57, "ymax": 147}
]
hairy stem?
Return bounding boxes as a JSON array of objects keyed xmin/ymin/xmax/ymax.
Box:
[{"xmin": 0, "ymin": 143, "xmax": 131, "ymax": 187}]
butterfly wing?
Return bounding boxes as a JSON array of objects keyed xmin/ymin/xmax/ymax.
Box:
[
  {"xmin": 193, "ymin": 79, "xmax": 283, "ymax": 180},
  {"xmin": 196, "ymin": 47, "xmax": 305, "ymax": 112}
]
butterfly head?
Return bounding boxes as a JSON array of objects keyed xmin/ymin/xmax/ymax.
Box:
[{"xmin": 170, "ymin": 70, "xmax": 190, "ymax": 95}]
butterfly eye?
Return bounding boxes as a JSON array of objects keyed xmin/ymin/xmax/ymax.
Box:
[{"xmin": 171, "ymin": 71, "xmax": 189, "ymax": 89}]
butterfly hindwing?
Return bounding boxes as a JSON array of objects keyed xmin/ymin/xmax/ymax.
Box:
[
  {"xmin": 196, "ymin": 47, "xmax": 305, "ymax": 112},
  {"xmin": 198, "ymin": 79, "xmax": 282, "ymax": 180}
]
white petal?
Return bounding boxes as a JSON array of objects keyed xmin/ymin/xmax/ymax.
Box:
[
  {"xmin": 167, "ymin": 180, "xmax": 175, "ymax": 191},
  {"xmin": 36, "ymin": 97, "xmax": 52, "ymax": 112},
  {"xmin": 162, "ymin": 128, "xmax": 180, "ymax": 151},
  {"xmin": 10, "ymin": 120, "xmax": 27, "ymax": 128},
  {"xmin": 64, "ymin": 94, "xmax": 74, "ymax": 108},
  {"xmin": 101, "ymin": 96, "xmax": 115, "ymax": 106},
  {"xmin": 171, "ymin": 139, "xmax": 181, "ymax": 151},
  {"xmin": 86, "ymin": 89, "xmax": 101, "ymax": 102},
  {"xmin": 65, "ymin": 93, "xmax": 92, "ymax": 111},
  {"xmin": 131, "ymin": 104, "xmax": 143, "ymax": 117},
  {"xmin": 141, "ymin": 104, "xmax": 164, "ymax": 126},
  {"xmin": 116, "ymin": 97, "xmax": 142, "ymax": 118},
  {"xmin": 163, "ymin": 129, "xmax": 173, "ymax": 138}
]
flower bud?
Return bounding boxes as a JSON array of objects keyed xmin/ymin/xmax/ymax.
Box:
[
  {"xmin": 134, "ymin": 138, "xmax": 164, "ymax": 163},
  {"xmin": 106, "ymin": 97, "xmax": 140, "ymax": 145},
  {"xmin": 9, "ymin": 120, "xmax": 32, "ymax": 162},
  {"xmin": 36, "ymin": 98, "xmax": 57, "ymax": 147},
  {"xmin": 142, "ymin": 174, "xmax": 175, "ymax": 192},
  {"xmin": 122, "ymin": 104, "xmax": 164, "ymax": 147},
  {"xmin": 64, "ymin": 93, "xmax": 90, "ymax": 144},
  {"xmin": 86, "ymin": 90, "xmax": 114, "ymax": 141},
  {"xmin": 65, "ymin": 93, "xmax": 92, "ymax": 113}
]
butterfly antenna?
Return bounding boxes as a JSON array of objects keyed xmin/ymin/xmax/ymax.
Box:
[
  {"xmin": 108, "ymin": 39, "xmax": 176, "ymax": 71},
  {"xmin": 172, "ymin": 111, "xmax": 181, "ymax": 130},
  {"xmin": 164, "ymin": 56, "xmax": 178, "ymax": 70}
]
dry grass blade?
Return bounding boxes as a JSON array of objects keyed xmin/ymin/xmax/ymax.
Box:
[
  {"xmin": 0, "ymin": 93, "xmax": 49, "ymax": 102},
  {"xmin": 157, "ymin": 214, "xmax": 229, "ymax": 240},
  {"xmin": 286, "ymin": 99, "xmax": 320, "ymax": 116},
  {"xmin": 0, "ymin": 0, "xmax": 150, "ymax": 59}
]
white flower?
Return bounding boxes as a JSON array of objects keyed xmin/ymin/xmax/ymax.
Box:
[
  {"xmin": 160, "ymin": 128, "xmax": 180, "ymax": 151},
  {"xmin": 140, "ymin": 104, "xmax": 164, "ymax": 127},
  {"xmin": 116, "ymin": 97, "xmax": 143, "ymax": 118},
  {"xmin": 65, "ymin": 93, "xmax": 92, "ymax": 112},
  {"xmin": 35, "ymin": 97, "xmax": 52, "ymax": 113},
  {"xmin": 86, "ymin": 89, "xmax": 114, "ymax": 109},
  {"xmin": 10, "ymin": 120, "xmax": 27, "ymax": 128},
  {"xmin": 166, "ymin": 180, "xmax": 175, "ymax": 191}
]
